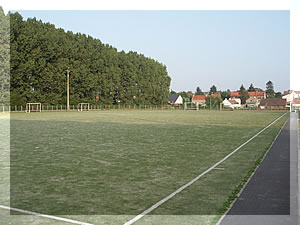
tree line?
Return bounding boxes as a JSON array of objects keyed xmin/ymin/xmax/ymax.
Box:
[
  {"xmin": 0, "ymin": 7, "xmax": 9, "ymax": 105},
  {"xmin": 8, "ymin": 11, "xmax": 171, "ymax": 106}
]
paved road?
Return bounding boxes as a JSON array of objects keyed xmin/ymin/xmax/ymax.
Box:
[{"xmin": 220, "ymin": 113, "xmax": 298, "ymax": 225}]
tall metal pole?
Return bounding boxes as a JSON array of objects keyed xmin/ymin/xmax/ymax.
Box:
[{"xmin": 67, "ymin": 67, "xmax": 70, "ymax": 111}]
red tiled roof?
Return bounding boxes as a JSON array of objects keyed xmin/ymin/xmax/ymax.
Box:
[
  {"xmin": 192, "ymin": 95, "xmax": 206, "ymax": 100},
  {"xmin": 231, "ymin": 91, "xmax": 265, "ymax": 97},
  {"xmin": 283, "ymin": 90, "xmax": 300, "ymax": 95},
  {"xmin": 248, "ymin": 92, "xmax": 265, "ymax": 97},
  {"xmin": 292, "ymin": 98, "xmax": 300, "ymax": 104},
  {"xmin": 231, "ymin": 92, "xmax": 240, "ymax": 97}
]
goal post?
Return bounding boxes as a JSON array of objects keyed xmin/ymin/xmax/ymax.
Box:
[
  {"xmin": 184, "ymin": 102, "xmax": 199, "ymax": 111},
  {"xmin": 78, "ymin": 103, "xmax": 90, "ymax": 111},
  {"xmin": 26, "ymin": 103, "xmax": 42, "ymax": 113}
]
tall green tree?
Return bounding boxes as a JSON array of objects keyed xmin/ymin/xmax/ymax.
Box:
[
  {"xmin": 248, "ymin": 83, "xmax": 256, "ymax": 92},
  {"xmin": 9, "ymin": 12, "xmax": 171, "ymax": 106},
  {"xmin": 275, "ymin": 92, "xmax": 282, "ymax": 98},
  {"xmin": 221, "ymin": 89, "xmax": 231, "ymax": 100},
  {"xmin": 195, "ymin": 86, "xmax": 203, "ymax": 95},
  {"xmin": 239, "ymin": 84, "xmax": 249, "ymax": 104},
  {"xmin": 209, "ymin": 85, "xmax": 217, "ymax": 94},
  {"xmin": 0, "ymin": 7, "xmax": 10, "ymax": 105},
  {"xmin": 205, "ymin": 95, "xmax": 222, "ymax": 109},
  {"xmin": 266, "ymin": 80, "xmax": 275, "ymax": 98}
]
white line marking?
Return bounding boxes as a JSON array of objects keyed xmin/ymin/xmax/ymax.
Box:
[
  {"xmin": 213, "ymin": 168, "xmax": 225, "ymax": 170},
  {"xmin": 124, "ymin": 112, "xmax": 288, "ymax": 225},
  {"xmin": 0, "ymin": 205, "xmax": 93, "ymax": 225}
]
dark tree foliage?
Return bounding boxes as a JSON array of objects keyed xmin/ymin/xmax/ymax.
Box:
[
  {"xmin": 239, "ymin": 84, "xmax": 245, "ymax": 91},
  {"xmin": 9, "ymin": 12, "xmax": 171, "ymax": 106},
  {"xmin": 275, "ymin": 92, "xmax": 282, "ymax": 98},
  {"xmin": 177, "ymin": 91, "xmax": 188, "ymax": 98},
  {"xmin": 266, "ymin": 80, "xmax": 275, "ymax": 98},
  {"xmin": 195, "ymin": 86, "xmax": 203, "ymax": 95},
  {"xmin": 248, "ymin": 83, "xmax": 255, "ymax": 92},
  {"xmin": 239, "ymin": 84, "xmax": 249, "ymax": 104},
  {"xmin": 209, "ymin": 85, "xmax": 217, "ymax": 94},
  {"xmin": 255, "ymin": 88, "xmax": 264, "ymax": 92},
  {"xmin": 221, "ymin": 89, "xmax": 231, "ymax": 100},
  {"xmin": 170, "ymin": 89, "xmax": 176, "ymax": 95},
  {"xmin": 0, "ymin": 7, "xmax": 10, "ymax": 105}
]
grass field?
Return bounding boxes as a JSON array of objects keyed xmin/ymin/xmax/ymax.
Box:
[{"xmin": 1, "ymin": 110, "xmax": 288, "ymax": 225}]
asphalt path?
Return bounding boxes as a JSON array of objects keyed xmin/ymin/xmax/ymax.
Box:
[{"xmin": 219, "ymin": 113, "xmax": 298, "ymax": 225}]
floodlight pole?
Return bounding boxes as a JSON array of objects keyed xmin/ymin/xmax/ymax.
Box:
[{"xmin": 67, "ymin": 67, "xmax": 70, "ymax": 111}]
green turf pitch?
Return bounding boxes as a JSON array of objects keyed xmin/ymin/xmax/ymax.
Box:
[{"xmin": 3, "ymin": 110, "xmax": 288, "ymax": 224}]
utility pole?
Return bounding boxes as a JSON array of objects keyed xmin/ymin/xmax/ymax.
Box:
[{"xmin": 67, "ymin": 67, "xmax": 70, "ymax": 111}]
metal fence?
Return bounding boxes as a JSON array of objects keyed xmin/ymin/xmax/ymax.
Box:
[
  {"xmin": 2, "ymin": 104, "xmax": 185, "ymax": 112},
  {"xmin": 1, "ymin": 104, "xmax": 291, "ymax": 113}
]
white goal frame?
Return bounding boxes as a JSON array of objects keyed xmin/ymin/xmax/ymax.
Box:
[
  {"xmin": 78, "ymin": 103, "xmax": 90, "ymax": 111},
  {"xmin": 26, "ymin": 103, "xmax": 42, "ymax": 113},
  {"xmin": 184, "ymin": 102, "xmax": 199, "ymax": 111}
]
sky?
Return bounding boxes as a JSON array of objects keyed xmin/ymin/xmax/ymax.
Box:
[{"xmin": 15, "ymin": 10, "xmax": 290, "ymax": 93}]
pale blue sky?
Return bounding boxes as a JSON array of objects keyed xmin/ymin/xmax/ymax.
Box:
[{"xmin": 16, "ymin": 10, "xmax": 290, "ymax": 93}]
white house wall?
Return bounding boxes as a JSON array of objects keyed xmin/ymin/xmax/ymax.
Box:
[{"xmin": 175, "ymin": 95, "xmax": 183, "ymax": 104}]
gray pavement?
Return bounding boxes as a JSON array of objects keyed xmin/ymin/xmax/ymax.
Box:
[{"xmin": 220, "ymin": 113, "xmax": 298, "ymax": 225}]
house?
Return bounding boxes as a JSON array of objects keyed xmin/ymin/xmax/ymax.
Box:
[
  {"xmin": 231, "ymin": 91, "xmax": 266, "ymax": 108},
  {"xmin": 231, "ymin": 92, "xmax": 240, "ymax": 99},
  {"xmin": 168, "ymin": 94, "xmax": 183, "ymax": 105},
  {"xmin": 222, "ymin": 98, "xmax": 241, "ymax": 109},
  {"xmin": 231, "ymin": 91, "xmax": 265, "ymax": 98},
  {"xmin": 246, "ymin": 97, "xmax": 259, "ymax": 108},
  {"xmin": 246, "ymin": 92, "xmax": 266, "ymax": 108},
  {"xmin": 229, "ymin": 98, "xmax": 241, "ymax": 108},
  {"xmin": 248, "ymin": 92, "xmax": 266, "ymax": 99},
  {"xmin": 223, "ymin": 98, "xmax": 233, "ymax": 109},
  {"xmin": 282, "ymin": 90, "xmax": 300, "ymax": 108},
  {"xmin": 192, "ymin": 95, "xmax": 206, "ymax": 105},
  {"xmin": 291, "ymin": 98, "xmax": 300, "ymax": 110},
  {"xmin": 259, "ymin": 98, "xmax": 287, "ymax": 109}
]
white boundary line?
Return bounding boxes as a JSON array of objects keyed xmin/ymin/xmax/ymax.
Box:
[
  {"xmin": 124, "ymin": 112, "xmax": 288, "ymax": 225},
  {"xmin": 0, "ymin": 205, "xmax": 93, "ymax": 225}
]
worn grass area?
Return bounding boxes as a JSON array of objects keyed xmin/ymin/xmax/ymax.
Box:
[{"xmin": 1, "ymin": 110, "xmax": 288, "ymax": 224}]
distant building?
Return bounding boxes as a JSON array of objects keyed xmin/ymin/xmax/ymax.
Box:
[
  {"xmin": 168, "ymin": 94, "xmax": 183, "ymax": 105},
  {"xmin": 291, "ymin": 98, "xmax": 300, "ymax": 110},
  {"xmin": 231, "ymin": 91, "xmax": 265, "ymax": 98},
  {"xmin": 246, "ymin": 97, "xmax": 259, "ymax": 108},
  {"xmin": 246, "ymin": 92, "xmax": 266, "ymax": 108},
  {"xmin": 259, "ymin": 98, "xmax": 287, "ymax": 109},
  {"xmin": 229, "ymin": 98, "xmax": 241, "ymax": 108},
  {"xmin": 282, "ymin": 90, "xmax": 300, "ymax": 108},
  {"xmin": 231, "ymin": 92, "xmax": 240, "ymax": 99},
  {"xmin": 222, "ymin": 98, "xmax": 241, "ymax": 109},
  {"xmin": 248, "ymin": 92, "xmax": 266, "ymax": 99},
  {"xmin": 192, "ymin": 95, "xmax": 206, "ymax": 105},
  {"xmin": 231, "ymin": 91, "xmax": 265, "ymax": 108}
]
